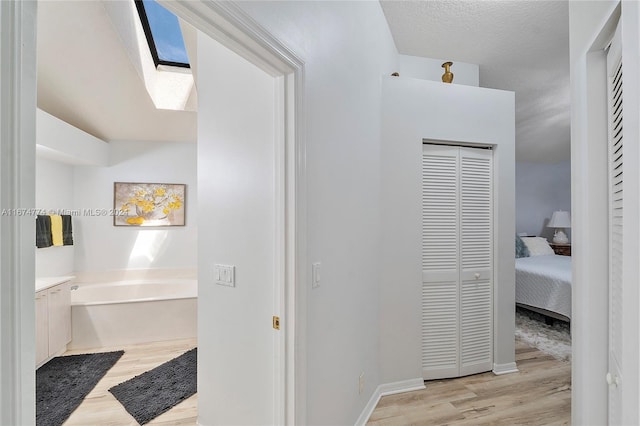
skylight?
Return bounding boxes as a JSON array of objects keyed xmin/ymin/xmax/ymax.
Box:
[{"xmin": 134, "ymin": 0, "xmax": 190, "ymax": 68}]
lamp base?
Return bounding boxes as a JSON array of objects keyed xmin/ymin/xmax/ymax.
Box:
[{"xmin": 553, "ymin": 229, "xmax": 569, "ymax": 244}]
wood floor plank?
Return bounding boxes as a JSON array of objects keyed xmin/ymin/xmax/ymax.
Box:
[
  {"xmin": 367, "ymin": 338, "xmax": 571, "ymax": 425},
  {"xmin": 59, "ymin": 336, "xmax": 569, "ymax": 425}
]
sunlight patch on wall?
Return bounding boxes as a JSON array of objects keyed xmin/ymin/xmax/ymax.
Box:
[{"xmin": 127, "ymin": 230, "xmax": 168, "ymax": 268}]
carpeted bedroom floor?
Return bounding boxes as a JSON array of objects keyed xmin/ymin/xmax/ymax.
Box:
[{"xmin": 515, "ymin": 307, "xmax": 571, "ymax": 361}]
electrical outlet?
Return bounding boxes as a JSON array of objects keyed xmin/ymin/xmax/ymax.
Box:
[{"xmin": 359, "ymin": 371, "xmax": 365, "ymax": 394}]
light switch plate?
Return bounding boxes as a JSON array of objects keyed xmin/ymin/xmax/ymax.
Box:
[
  {"xmin": 312, "ymin": 262, "xmax": 321, "ymax": 288},
  {"xmin": 214, "ymin": 264, "xmax": 235, "ymax": 287}
]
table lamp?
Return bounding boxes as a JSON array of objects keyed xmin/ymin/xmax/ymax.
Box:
[{"xmin": 547, "ymin": 210, "xmax": 571, "ymax": 244}]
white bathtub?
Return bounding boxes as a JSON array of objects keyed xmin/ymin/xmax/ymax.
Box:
[{"xmin": 69, "ymin": 279, "xmax": 197, "ymax": 349}]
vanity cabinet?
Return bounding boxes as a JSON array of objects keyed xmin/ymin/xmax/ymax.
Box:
[
  {"xmin": 35, "ymin": 291, "xmax": 49, "ymax": 366},
  {"xmin": 35, "ymin": 278, "xmax": 72, "ymax": 367}
]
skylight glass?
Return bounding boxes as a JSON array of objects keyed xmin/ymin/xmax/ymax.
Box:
[{"xmin": 135, "ymin": 0, "xmax": 190, "ymax": 67}]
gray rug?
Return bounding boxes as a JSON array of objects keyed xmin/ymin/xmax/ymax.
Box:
[
  {"xmin": 109, "ymin": 347, "xmax": 197, "ymax": 425},
  {"xmin": 516, "ymin": 307, "xmax": 571, "ymax": 361},
  {"xmin": 36, "ymin": 350, "xmax": 124, "ymax": 426}
]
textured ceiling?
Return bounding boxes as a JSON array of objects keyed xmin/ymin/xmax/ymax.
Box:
[
  {"xmin": 37, "ymin": 1, "xmax": 196, "ymax": 143},
  {"xmin": 37, "ymin": 1, "xmax": 569, "ymax": 160},
  {"xmin": 380, "ymin": 0, "xmax": 570, "ymax": 162}
]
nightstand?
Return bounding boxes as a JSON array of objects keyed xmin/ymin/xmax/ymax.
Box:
[{"xmin": 550, "ymin": 243, "xmax": 571, "ymax": 256}]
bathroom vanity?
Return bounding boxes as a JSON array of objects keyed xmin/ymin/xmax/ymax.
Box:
[{"xmin": 35, "ymin": 276, "xmax": 73, "ymax": 367}]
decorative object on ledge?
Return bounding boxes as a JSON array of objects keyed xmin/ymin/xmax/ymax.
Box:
[
  {"xmin": 391, "ymin": 72, "xmax": 400, "ymax": 76},
  {"xmin": 547, "ymin": 210, "xmax": 571, "ymax": 244},
  {"xmin": 441, "ymin": 61, "xmax": 454, "ymax": 83},
  {"xmin": 114, "ymin": 182, "xmax": 186, "ymax": 227}
]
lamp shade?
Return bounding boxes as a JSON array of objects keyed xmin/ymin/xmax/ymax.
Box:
[{"xmin": 547, "ymin": 210, "xmax": 571, "ymax": 228}]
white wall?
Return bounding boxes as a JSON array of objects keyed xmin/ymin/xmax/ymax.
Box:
[
  {"xmin": 379, "ymin": 76, "xmax": 515, "ymax": 383},
  {"xmin": 35, "ymin": 109, "xmax": 109, "ymax": 278},
  {"xmin": 72, "ymin": 141, "xmax": 197, "ymax": 274},
  {"xmin": 36, "ymin": 108, "xmax": 108, "ymax": 166},
  {"xmin": 196, "ymin": 33, "xmax": 276, "ymax": 425},
  {"xmin": 35, "ymin": 157, "xmax": 75, "ymax": 278},
  {"xmin": 515, "ymin": 160, "xmax": 571, "ymax": 240},
  {"xmin": 205, "ymin": 2, "xmax": 397, "ymax": 424},
  {"xmin": 398, "ymin": 54, "xmax": 479, "ymax": 86}
]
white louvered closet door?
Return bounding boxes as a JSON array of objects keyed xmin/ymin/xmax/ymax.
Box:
[
  {"xmin": 607, "ymin": 20, "xmax": 623, "ymax": 425},
  {"xmin": 421, "ymin": 144, "xmax": 493, "ymax": 380},
  {"xmin": 459, "ymin": 147, "xmax": 493, "ymax": 376},
  {"xmin": 422, "ymin": 145, "xmax": 460, "ymax": 380}
]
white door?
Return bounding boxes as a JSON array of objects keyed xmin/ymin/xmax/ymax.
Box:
[
  {"xmin": 196, "ymin": 33, "xmax": 281, "ymax": 425},
  {"xmin": 421, "ymin": 144, "xmax": 460, "ymax": 380},
  {"xmin": 458, "ymin": 147, "xmax": 493, "ymax": 377},
  {"xmin": 421, "ymin": 143, "xmax": 493, "ymax": 380},
  {"xmin": 606, "ymin": 20, "xmax": 623, "ymax": 425}
]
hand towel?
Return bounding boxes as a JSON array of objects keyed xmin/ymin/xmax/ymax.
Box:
[
  {"xmin": 35, "ymin": 215, "xmax": 53, "ymax": 248},
  {"xmin": 50, "ymin": 214, "xmax": 63, "ymax": 246},
  {"xmin": 62, "ymin": 214, "xmax": 74, "ymax": 246}
]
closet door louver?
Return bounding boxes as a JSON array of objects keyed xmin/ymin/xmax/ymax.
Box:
[
  {"xmin": 422, "ymin": 144, "xmax": 493, "ymax": 380},
  {"xmin": 459, "ymin": 148, "xmax": 493, "ymax": 376},
  {"xmin": 421, "ymin": 145, "xmax": 460, "ymax": 380},
  {"xmin": 607, "ymin": 21, "xmax": 623, "ymax": 425}
]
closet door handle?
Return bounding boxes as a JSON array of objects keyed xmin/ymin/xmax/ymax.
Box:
[
  {"xmin": 474, "ymin": 273, "xmax": 480, "ymax": 280},
  {"xmin": 607, "ymin": 372, "xmax": 620, "ymax": 387}
]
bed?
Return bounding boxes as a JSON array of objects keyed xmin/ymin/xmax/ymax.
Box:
[{"xmin": 515, "ymin": 237, "xmax": 572, "ymax": 322}]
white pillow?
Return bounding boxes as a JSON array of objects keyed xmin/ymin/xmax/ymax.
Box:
[{"xmin": 520, "ymin": 237, "xmax": 555, "ymax": 256}]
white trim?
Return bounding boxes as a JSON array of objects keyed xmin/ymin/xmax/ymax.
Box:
[
  {"xmin": 492, "ymin": 362, "xmax": 519, "ymax": 375},
  {"xmin": 273, "ymin": 74, "xmax": 286, "ymax": 426},
  {"xmin": 288, "ymin": 67, "xmax": 308, "ymax": 426},
  {"xmin": 569, "ymin": 3, "xmax": 621, "ymax": 424},
  {"xmin": 354, "ymin": 391, "xmax": 381, "ymax": 426},
  {"xmin": 157, "ymin": 2, "xmax": 306, "ymax": 424},
  {"xmin": 379, "ymin": 378, "xmax": 427, "ymax": 396},
  {"xmin": 0, "ymin": 0, "xmax": 37, "ymax": 424},
  {"xmin": 354, "ymin": 378, "xmax": 426, "ymax": 426},
  {"xmin": 159, "ymin": 1, "xmax": 300, "ymax": 76}
]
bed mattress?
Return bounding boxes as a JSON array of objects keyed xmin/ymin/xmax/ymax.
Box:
[{"xmin": 515, "ymin": 254, "xmax": 572, "ymax": 319}]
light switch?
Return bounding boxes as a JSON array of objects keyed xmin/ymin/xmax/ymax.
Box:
[
  {"xmin": 227, "ymin": 265, "xmax": 235, "ymax": 285},
  {"xmin": 214, "ymin": 264, "xmax": 236, "ymax": 287},
  {"xmin": 312, "ymin": 262, "xmax": 321, "ymax": 289}
]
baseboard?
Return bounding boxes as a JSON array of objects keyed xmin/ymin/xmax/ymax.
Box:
[
  {"xmin": 493, "ymin": 362, "xmax": 519, "ymax": 375},
  {"xmin": 354, "ymin": 378, "xmax": 426, "ymax": 426},
  {"xmin": 378, "ymin": 378, "xmax": 426, "ymax": 396}
]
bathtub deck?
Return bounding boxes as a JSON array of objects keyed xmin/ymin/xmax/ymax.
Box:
[{"xmin": 62, "ymin": 338, "xmax": 197, "ymax": 425}]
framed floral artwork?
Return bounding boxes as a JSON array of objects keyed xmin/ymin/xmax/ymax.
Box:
[{"xmin": 114, "ymin": 182, "xmax": 186, "ymax": 226}]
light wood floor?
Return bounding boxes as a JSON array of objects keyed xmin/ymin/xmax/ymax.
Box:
[
  {"xmin": 62, "ymin": 338, "xmax": 198, "ymax": 426},
  {"xmin": 368, "ymin": 338, "xmax": 571, "ymax": 426},
  {"xmin": 57, "ymin": 337, "xmax": 569, "ymax": 425}
]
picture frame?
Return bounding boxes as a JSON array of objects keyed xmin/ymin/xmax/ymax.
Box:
[{"xmin": 113, "ymin": 182, "xmax": 186, "ymax": 226}]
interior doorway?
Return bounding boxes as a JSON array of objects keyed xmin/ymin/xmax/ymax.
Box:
[
  {"xmin": 0, "ymin": 1, "xmax": 304, "ymax": 424},
  {"xmin": 165, "ymin": 3, "xmax": 305, "ymax": 422}
]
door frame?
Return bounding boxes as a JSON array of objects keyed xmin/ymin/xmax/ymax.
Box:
[
  {"xmin": 160, "ymin": 3, "xmax": 306, "ymax": 424},
  {"xmin": 0, "ymin": 1, "xmax": 307, "ymax": 424},
  {"xmin": 0, "ymin": 1, "xmax": 38, "ymax": 424}
]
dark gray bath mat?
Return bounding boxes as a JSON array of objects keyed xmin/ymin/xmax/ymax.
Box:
[
  {"xmin": 36, "ymin": 350, "xmax": 124, "ymax": 426},
  {"xmin": 109, "ymin": 347, "xmax": 197, "ymax": 425}
]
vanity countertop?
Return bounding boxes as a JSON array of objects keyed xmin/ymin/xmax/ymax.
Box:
[{"xmin": 36, "ymin": 276, "xmax": 75, "ymax": 293}]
